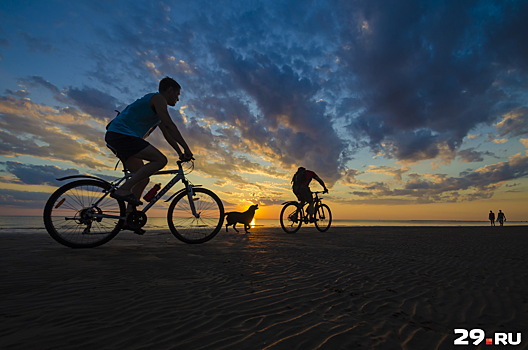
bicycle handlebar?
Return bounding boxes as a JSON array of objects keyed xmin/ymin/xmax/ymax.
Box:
[{"xmin": 177, "ymin": 156, "xmax": 195, "ymax": 165}]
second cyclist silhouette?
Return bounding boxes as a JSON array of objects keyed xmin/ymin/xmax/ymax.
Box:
[{"xmin": 291, "ymin": 167, "xmax": 328, "ymax": 223}]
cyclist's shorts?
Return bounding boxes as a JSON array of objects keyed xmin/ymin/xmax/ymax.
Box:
[
  {"xmin": 105, "ymin": 131, "xmax": 150, "ymax": 161},
  {"xmin": 293, "ymin": 186, "xmax": 312, "ymax": 203}
]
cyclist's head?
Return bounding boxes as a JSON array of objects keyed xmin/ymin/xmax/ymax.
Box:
[{"xmin": 159, "ymin": 77, "xmax": 181, "ymax": 93}]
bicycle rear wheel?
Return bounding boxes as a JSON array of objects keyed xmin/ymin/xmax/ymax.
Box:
[
  {"xmin": 315, "ymin": 204, "xmax": 332, "ymax": 232},
  {"xmin": 167, "ymin": 187, "xmax": 224, "ymax": 244},
  {"xmin": 280, "ymin": 202, "xmax": 302, "ymax": 233},
  {"xmin": 43, "ymin": 180, "xmax": 125, "ymax": 248}
]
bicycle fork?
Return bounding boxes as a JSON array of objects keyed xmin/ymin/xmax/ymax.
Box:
[{"xmin": 185, "ymin": 184, "xmax": 200, "ymax": 218}]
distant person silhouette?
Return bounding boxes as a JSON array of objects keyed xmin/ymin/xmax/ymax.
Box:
[
  {"xmin": 497, "ymin": 210, "xmax": 506, "ymax": 226},
  {"xmin": 291, "ymin": 167, "xmax": 328, "ymax": 222},
  {"xmin": 488, "ymin": 210, "xmax": 495, "ymax": 226}
]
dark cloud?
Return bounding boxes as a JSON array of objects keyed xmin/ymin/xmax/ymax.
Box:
[
  {"xmin": 212, "ymin": 47, "xmax": 346, "ymax": 183},
  {"xmin": 341, "ymin": 153, "xmax": 528, "ymax": 204},
  {"xmin": 18, "ymin": 76, "xmax": 73, "ymax": 107},
  {"xmin": 485, "ymin": 0, "xmax": 528, "ymax": 72},
  {"xmin": 337, "ymin": 0, "xmax": 528, "ymax": 162},
  {"xmin": 19, "ymin": 77, "xmax": 120, "ymax": 121},
  {"xmin": 496, "ymin": 107, "xmax": 528, "ymax": 138},
  {"xmin": 0, "ymin": 189, "xmax": 50, "ymax": 209},
  {"xmin": 4, "ymin": 89, "xmax": 29, "ymax": 98},
  {"xmin": 463, "ymin": 153, "xmax": 528, "ymax": 185},
  {"xmin": 65, "ymin": 86, "xmax": 119, "ymax": 121},
  {"xmin": 457, "ymin": 148, "xmax": 497, "ymax": 163},
  {"xmin": 2, "ymin": 161, "xmax": 79, "ymax": 185},
  {"xmin": 50, "ymin": 0, "xmax": 526, "ymax": 176},
  {"xmin": 19, "ymin": 76, "xmax": 62, "ymax": 96}
]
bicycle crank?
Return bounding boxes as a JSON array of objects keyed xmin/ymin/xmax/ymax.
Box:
[{"xmin": 126, "ymin": 211, "xmax": 147, "ymax": 230}]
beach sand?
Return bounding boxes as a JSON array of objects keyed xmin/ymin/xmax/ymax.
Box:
[{"xmin": 1, "ymin": 226, "xmax": 527, "ymax": 349}]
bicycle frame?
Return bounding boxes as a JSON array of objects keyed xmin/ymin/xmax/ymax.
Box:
[
  {"xmin": 56, "ymin": 162, "xmax": 199, "ymax": 220},
  {"xmin": 282, "ymin": 192, "xmax": 324, "ymax": 222},
  {"xmin": 286, "ymin": 192, "xmax": 324, "ymax": 208}
]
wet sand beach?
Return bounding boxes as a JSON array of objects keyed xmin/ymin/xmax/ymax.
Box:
[{"xmin": 1, "ymin": 226, "xmax": 527, "ymax": 349}]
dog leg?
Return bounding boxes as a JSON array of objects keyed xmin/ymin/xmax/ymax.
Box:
[{"xmin": 233, "ymin": 223, "xmax": 239, "ymax": 233}]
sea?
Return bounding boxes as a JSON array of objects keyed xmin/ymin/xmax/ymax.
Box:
[{"xmin": 1, "ymin": 216, "xmax": 526, "ymax": 234}]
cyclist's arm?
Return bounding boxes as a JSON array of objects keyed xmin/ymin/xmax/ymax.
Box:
[
  {"xmin": 314, "ymin": 175, "xmax": 328, "ymax": 192},
  {"xmin": 151, "ymin": 94, "xmax": 193, "ymax": 157}
]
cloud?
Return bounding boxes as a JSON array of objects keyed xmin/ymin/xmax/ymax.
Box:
[
  {"xmin": 338, "ymin": 1, "xmax": 528, "ymax": 162},
  {"xmin": 457, "ymin": 148, "xmax": 497, "ymax": 163},
  {"xmin": 492, "ymin": 138, "xmax": 508, "ymax": 144},
  {"xmin": 51, "ymin": 0, "xmax": 527, "ymax": 178},
  {"xmin": 65, "ymin": 86, "xmax": 120, "ymax": 121},
  {"xmin": 0, "ymin": 96, "xmax": 110, "ymax": 169},
  {"xmin": 496, "ymin": 108, "xmax": 528, "ymax": 138},
  {"xmin": 59, "ymin": 2, "xmax": 349, "ymax": 183},
  {"xmin": 19, "ymin": 76, "xmax": 120, "ymax": 121},
  {"xmin": 465, "ymin": 152, "xmax": 528, "ymax": 185},
  {"xmin": 4, "ymin": 89, "xmax": 29, "ymax": 98},
  {"xmin": 365, "ymin": 165, "xmax": 410, "ymax": 182},
  {"xmin": 2, "ymin": 161, "xmax": 79, "ymax": 185},
  {"xmin": 204, "ymin": 46, "xmax": 347, "ymax": 184},
  {"xmin": 342, "ymin": 153, "xmax": 528, "ymax": 204},
  {"xmin": 18, "ymin": 76, "xmax": 64, "ymax": 100},
  {"xmin": 0, "ymin": 189, "xmax": 51, "ymax": 209}
]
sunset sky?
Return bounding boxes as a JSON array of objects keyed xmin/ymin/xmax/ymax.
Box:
[{"xmin": 1, "ymin": 0, "xmax": 527, "ymax": 221}]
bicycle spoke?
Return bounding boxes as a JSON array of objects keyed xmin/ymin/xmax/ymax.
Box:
[
  {"xmin": 44, "ymin": 180, "xmax": 125, "ymax": 248},
  {"xmin": 315, "ymin": 204, "xmax": 332, "ymax": 232},
  {"xmin": 280, "ymin": 203, "xmax": 302, "ymax": 233},
  {"xmin": 168, "ymin": 188, "xmax": 223, "ymax": 243}
]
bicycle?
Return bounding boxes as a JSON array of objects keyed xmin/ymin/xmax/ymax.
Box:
[
  {"xmin": 43, "ymin": 160, "xmax": 224, "ymax": 248},
  {"xmin": 279, "ymin": 191, "xmax": 332, "ymax": 233}
]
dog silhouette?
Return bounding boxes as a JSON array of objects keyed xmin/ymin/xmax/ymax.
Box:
[{"xmin": 225, "ymin": 204, "xmax": 258, "ymax": 233}]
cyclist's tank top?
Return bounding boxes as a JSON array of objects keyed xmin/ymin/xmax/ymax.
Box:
[{"xmin": 107, "ymin": 93, "xmax": 160, "ymax": 138}]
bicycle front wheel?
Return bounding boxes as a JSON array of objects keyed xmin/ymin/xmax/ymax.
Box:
[
  {"xmin": 167, "ymin": 187, "xmax": 224, "ymax": 244},
  {"xmin": 315, "ymin": 204, "xmax": 332, "ymax": 232},
  {"xmin": 43, "ymin": 180, "xmax": 125, "ymax": 248},
  {"xmin": 280, "ymin": 202, "xmax": 302, "ymax": 233}
]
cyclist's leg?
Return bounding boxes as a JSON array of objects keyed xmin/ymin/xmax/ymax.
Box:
[
  {"xmin": 115, "ymin": 145, "xmax": 167, "ymax": 197},
  {"xmin": 300, "ymin": 188, "xmax": 314, "ymax": 220},
  {"xmin": 293, "ymin": 189, "xmax": 305, "ymax": 221},
  {"xmin": 123, "ymin": 157, "xmax": 149, "ymax": 210},
  {"xmin": 307, "ymin": 202, "xmax": 315, "ymax": 220}
]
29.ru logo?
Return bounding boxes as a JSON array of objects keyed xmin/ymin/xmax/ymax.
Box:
[{"xmin": 454, "ymin": 329, "xmax": 522, "ymax": 346}]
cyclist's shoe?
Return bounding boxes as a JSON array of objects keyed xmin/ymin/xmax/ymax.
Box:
[
  {"xmin": 121, "ymin": 224, "xmax": 146, "ymax": 235},
  {"xmin": 304, "ymin": 216, "xmax": 318, "ymax": 223},
  {"xmin": 111, "ymin": 192, "xmax": 142, "ymax": 206}
]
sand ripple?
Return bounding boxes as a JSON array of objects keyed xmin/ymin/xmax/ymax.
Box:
[{"xmin": 1, "ymin": 226, "xmax": 527, "ymax": 349}]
